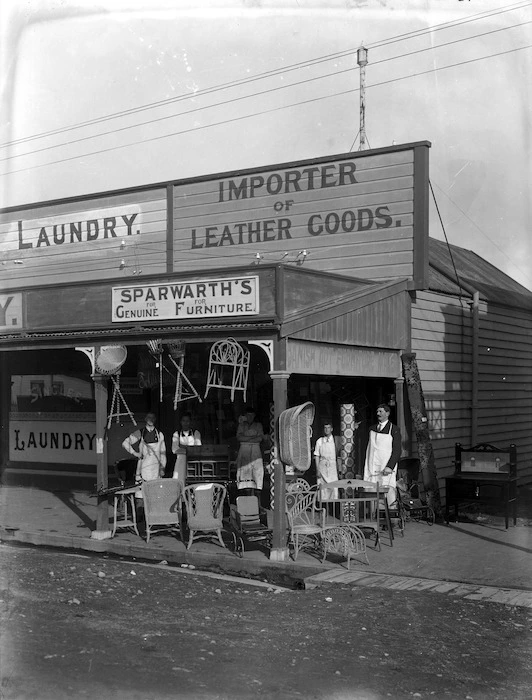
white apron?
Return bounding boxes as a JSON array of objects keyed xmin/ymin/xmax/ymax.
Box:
[
  {"xmin": 135, "ymin": 434, "xmax": 166, "ymax": 499},
  {"xmin": 316, "ymin": 437, "xmax": 339, "ymax": 500},
  {"xmin": 363, "ymin": 430, "xmax": 397, "ymax": 506}
]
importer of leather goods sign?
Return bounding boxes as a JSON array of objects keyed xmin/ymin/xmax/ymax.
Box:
[
  {"xmin": 112, "ymin": 276, "xmax": 259, "ymax": 322},
  {"xmin": 172, "ymin": 144, "xmax": 428, "ymax": 283}
]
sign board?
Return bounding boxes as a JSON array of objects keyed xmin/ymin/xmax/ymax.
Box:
[
  {"xmin": 9, "ymin": 415, "xmax": 96, "ymax": 465},
  {"xmin": 172, "ymin": 144, "xmax": 429, "ymax": 283},
  {"xmin": 0, "ymin": 292, "xmax": 23, "ymax": 330},
  {"xmin": 0, "ymin": 189, "xmax": 167, "ymax": 289},
  {"xmin": 112, "ymin": 275, "xmax": 259, "ymax": 322}
]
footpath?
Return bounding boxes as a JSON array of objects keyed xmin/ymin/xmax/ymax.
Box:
[{"xmin": 1, "ymin": 484, "xmax": 532, "ymax": 606}]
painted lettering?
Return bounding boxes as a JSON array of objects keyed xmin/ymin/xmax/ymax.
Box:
[
  {"xmin": 17, "ymin": 220, "xmax": 32, "ymax": 250},
  {"xmin": 122, "ymin": 213, "xmax": 139, "ymax": 236},
  {"xmin": 0, "ymin": 296, "xmax": 13, "ymax": 325},
  {"xmin": 36, "ymin": 227, "xmax": 51, "ymax": 247}
]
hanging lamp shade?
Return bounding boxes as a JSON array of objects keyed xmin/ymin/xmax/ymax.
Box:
[
  {"xmin": 95, "ymin": 345, "xmax": 127, "ymax": 375},
  {"xmin": 279, "ymin": 402, "xmax": 315, "ymax": 472}
]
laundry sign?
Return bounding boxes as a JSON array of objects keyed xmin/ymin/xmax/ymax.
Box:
[{"xmin": 112, "ymin": 275, "xmax": 259, "ymax": 322}]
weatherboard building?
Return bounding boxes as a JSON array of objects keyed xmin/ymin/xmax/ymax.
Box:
[{"xmin": 1, "ymin": 140, "xmax": 531, "ymax": 553}]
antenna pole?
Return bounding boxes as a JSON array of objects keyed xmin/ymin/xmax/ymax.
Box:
[{"xmin": 357, "ymin": 46, "xmax": 368, "ymax": 151}]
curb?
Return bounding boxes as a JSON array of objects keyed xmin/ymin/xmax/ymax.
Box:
[
  {"xmin": 0, "ymin": 527, "xmax": 327, "ymax": 589},
  {"xmin": 304, "ymin": 569, "xmax": 532, "ymax": 607}
]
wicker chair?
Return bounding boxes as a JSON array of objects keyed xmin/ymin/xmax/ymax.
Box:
[
  {"xmin": 322, "ymin": 524, "xmax": 369, "ymax": 568},
  {"xmin": 285, "ymin": 489, "xmax": 326, "ymax": 560},
  {"xmin": 142, "ymin": 479, "xmax": 182, "ymax": 543},
  {"xmin": 181, "ymin": 483, "xmax": 227, "ymax": 550},
  {"xmin": 286, "ymin": 477, "xmax": 313, "ymax": 493}
]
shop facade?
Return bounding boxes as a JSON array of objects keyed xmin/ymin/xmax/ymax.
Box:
[{"xmin": 2, "ymin": 139, "xmax": 531, "ymax": 554}]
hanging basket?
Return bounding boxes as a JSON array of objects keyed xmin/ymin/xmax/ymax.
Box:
[
  {"xmin": 95, "ymin": 346, "xmax": 127, "ymax": 375},
  {"xmin": 279, "ymin": 402, "xmax": 315, "ymax": 472},
  {"xmin": 167, "ymin": 340, "xmax": 186, "ymax": 359}
]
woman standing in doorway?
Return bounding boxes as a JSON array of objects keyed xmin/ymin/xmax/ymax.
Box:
[{"xmin": 235, "ymin": 406, "xmax": 265, "ymax": 497}]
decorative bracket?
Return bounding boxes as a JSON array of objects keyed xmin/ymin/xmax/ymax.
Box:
[
  {"xmin": 75, "ymin": 346, "xmax": 96, "ymax": 375},
  {"xmin": 248, "ymin": 339, "xmax": 274, "ymax": 372}
]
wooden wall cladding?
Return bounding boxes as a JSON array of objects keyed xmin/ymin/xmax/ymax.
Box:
[
  {"xmin": 172, "ymin": 145, "xmax": 427, "ymax": 282},
  {"xmin": 0, "ymin": 189, "xmax": 167, "ymax": 290}
]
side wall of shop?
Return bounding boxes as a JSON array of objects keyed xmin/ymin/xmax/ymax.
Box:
[{"xmin": 410, "ymin": 289, "xmax": 532, "ymax": 489}]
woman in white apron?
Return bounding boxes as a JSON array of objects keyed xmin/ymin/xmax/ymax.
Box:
[
  {"xmin": 236, "ymin": 407, "xmax": 264, "ymax": 495},
  {"xmin": 363, "ymin": 404, "xmax": 402, "ymax": 506},
  {"xmin": 171, "ymin": 413, "xmax": 201, "ymax": 485},
  {"xmin": 121, "ymin": 413, "xmax": 167, "ymax": 499}
]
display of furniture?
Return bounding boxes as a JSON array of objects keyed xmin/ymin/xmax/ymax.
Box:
[
  {"xmin": 317, "ymin": 479, "xmax": 392, "ymax": 550},
  {"xmin": 142, "ymin": 479, "xmax": 182, "ymax": 543},
  {"xmin": 396, "ymin": 458, "xmax": 435, "ymax": 525},
  {"xmin": 322, "ymin": 524, "xmax": 369, "ymax": 568},
  {"xmin": 286, "ymin": 477, "xmax": 313, "ymax": 493},
  {"xmin": 445, "ymin": 443, "xmax": 517, "ymax": 529},
  {"xmin": 229, "ymin": 495, "xmax": 272, "ymax": 557},
  {"xmin": 181, "ymin": 482, "xmax": 228, "ymax": 549},
  {"xmin": 285, "ymin": 488, "xmax": 326, "ymax": 560},
  {"xmin": 185, "ymin": 445, "xmax": 231, "ymax": 483},
  {"xmin": 111, "ymin": 485, "xmax": 140, "ymax": 538}
]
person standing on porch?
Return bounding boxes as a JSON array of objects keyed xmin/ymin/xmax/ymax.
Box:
[
  {"xmin": 363, "ymin": 403, "xmax": 401, "ymax": 506},
  {"xmin": 235, "ymin": 407, "xmax": 264, "ymax": 497},
  {"xmin": 171, "ymin": 412, "xmax": 201, "ymax": 485},
  {"xmin": 314, "ymin": 422, "xmax": 341, "ymax": 499},
  {"xmin": 122, "ymin": 412, "xmax": 167, "ymax": 499}
]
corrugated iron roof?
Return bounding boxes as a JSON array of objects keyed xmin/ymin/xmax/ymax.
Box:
[{"xmin": 429, "ymin": 238, "xmax": 532, "ymax": 308}]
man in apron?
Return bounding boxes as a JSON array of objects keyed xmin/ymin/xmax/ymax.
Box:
[
  {"xmin": 363, "ymin": 403, "xmax": 402, "ymax": 507},
  {"xmin": 314, "ymin": 422, "xmax": 341, "ymax": 499},
  {"xmin": 171, "ymin": 412, "xmax": 201, "ymax": 485}
]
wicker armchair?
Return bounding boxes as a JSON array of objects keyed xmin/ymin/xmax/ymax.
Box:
[
  {"xmin": 285, "ymin": 489, "xmax": 326, "ymax": 560},
  {"xmin": 322, "ymin": 524, "xmax": 369, "ymax": 568},
  {"xmin": 181, "ymin": 483, "xmax": 227, "ymax": 550},
  {"xmin": 142, "ymin": 479, "xmax": 182, "ymax": 543}
]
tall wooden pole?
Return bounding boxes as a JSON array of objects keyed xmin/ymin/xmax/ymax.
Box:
[
  {"xmin": 91, "ymin": 372, "xmax": 112, "ymax": 539},
  {"xmin": 269, "ymin": 370, "xmax": 290, "ymax": 561}
]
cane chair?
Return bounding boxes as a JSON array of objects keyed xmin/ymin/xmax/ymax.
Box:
[
  {"xmin": 322, "ymin": 524, "xmax": 369, "ymax": 568},
  {"xmin": 317, "ymin": 479, "xmax": 386, "ymax": 551},
  {"xmin": 285, "ymin": 489, "xmax": 326, "ymax": 560},
  {"xmin": 286, "ymin": 477, "xmax": 313, "ymax": 493},
  {"xmin": 142, "ymin": 479, "xmax": 182, "ymax": 543},
  {"xmin": 181, "ymin": 483, "xmax": 227, "ymax": 550}
]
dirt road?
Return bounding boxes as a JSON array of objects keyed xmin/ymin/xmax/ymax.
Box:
[{"xmin": 1, "ymin": 545, "xmax": 531, "ymax": 699}]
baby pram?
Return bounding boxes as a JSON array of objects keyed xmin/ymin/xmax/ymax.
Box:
[
  {"xmin": 397, "ymin": 457, "xmax": 435, "ymax": 525},
  {"xmin": 229, "ymin": 495, "xmax": 272, "ymax": 557}
]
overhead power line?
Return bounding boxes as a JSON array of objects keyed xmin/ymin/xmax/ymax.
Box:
[
  {"xmin": 431, "ymin": 180, "xmax": 532, "ymax": 285},
  {"xmin": 0, "ymin": 0, "xmax": 529, "ymax": 150},
  {"xmin": 3, "ymin": 18, "xmax": 529, "ymax": 165},
  {"xmin": 1, "ymin": 42, "xmax": 530, "ymax": 178}
]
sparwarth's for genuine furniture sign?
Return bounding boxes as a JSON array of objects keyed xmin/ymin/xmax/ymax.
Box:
[{"xmin": 112, "ymin": 276, "xmax": 259, "ymax": 322}]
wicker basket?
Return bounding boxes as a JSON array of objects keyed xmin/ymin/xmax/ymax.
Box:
[
  {"xmin": 279, "ymin": 402, "xmax": 315, "ymax": 471},
  {"xmin": 95, "ymin": 345, "xmax": 127, "ymax": 375}
]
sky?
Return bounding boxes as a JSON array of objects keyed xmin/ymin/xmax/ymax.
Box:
[{"xmin": 1, "ymin": 0, "xmax": 531, "ymax": 290}]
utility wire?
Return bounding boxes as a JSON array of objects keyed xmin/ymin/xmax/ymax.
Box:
[
  {"xmin": 3, "ymin": 18, "xmax": 529, "ymax": 164},
  {"xmin": 1, "ymin": 0, "xmax": 529, "ymax": 150},
  {"xmin": 1, "ymin": 42, "xmax": 530, "ymax": 178},
  {"xmin": 432, "ymin": 180, "xmax": 532, "ymax": 284},
  {"xmin": 429, "ymin": 180, "xmax": 466, "ymax": 302}
]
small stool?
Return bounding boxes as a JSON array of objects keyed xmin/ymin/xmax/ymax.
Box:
[{"xmin": 111, "ymin": 486, "xmax": 141, "ymax": 537}]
